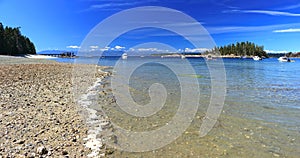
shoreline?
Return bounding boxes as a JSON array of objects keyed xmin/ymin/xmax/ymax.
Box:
[
  {"xmin": 0, "ymin": 55, "xmax": 57, "ymax": 65},
  {"xmin": 77, "ymin": 71, "xmax": 113, "ymax": 157},
  {"xmin": 0, "ymin": 58, "xmax": 112, "ymax": 157}
]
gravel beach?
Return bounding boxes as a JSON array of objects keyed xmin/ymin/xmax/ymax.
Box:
[{"xmin": 0, "ymin": 57, "xmax": 110, "ymax": 157}]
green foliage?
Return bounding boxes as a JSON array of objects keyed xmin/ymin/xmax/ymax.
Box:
[
  {"xmin": 0, "ymin": 22, "xmax": 36, "ymax": 55},
  {"xmin": 205, "ymin": 41, "xmax": 268, "ymax": 57},
  {"xmin": 288, "ymin": 52, "xmax": 300, "ymax": 57}
]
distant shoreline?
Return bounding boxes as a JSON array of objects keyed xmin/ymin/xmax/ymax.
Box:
[
  {"xmin": 0, "ymin": 55, "xmax": 57, "ymax": 65},
  {"xmin": 160, "ymin": 54, "xmax": 257, "ymax": 58}
]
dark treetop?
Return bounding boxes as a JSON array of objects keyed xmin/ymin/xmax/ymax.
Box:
[{"xmin": 0, "ymin": 22, "xmax": 36, "ymax": 56}]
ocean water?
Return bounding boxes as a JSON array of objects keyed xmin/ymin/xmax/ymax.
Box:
[{"xmin": 56, "ymin": 57, "xmax": 300, "ymax": 157}]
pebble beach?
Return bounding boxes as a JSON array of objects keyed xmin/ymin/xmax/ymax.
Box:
[{"xmin": 0, "ymin": 56, "xmax": 111, "ymax": 157}]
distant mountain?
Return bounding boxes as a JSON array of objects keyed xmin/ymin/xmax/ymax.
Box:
[
  {"xmin": 102, "ymin": 50, "xmax": 125, "ymax": 56},
  {"xmin": 38, "ymin": 50, "xmax": 126, "ymax": 57},
  {"xmin": 38, "ymin": 50, "xmax": 70, "ymax": 55}
]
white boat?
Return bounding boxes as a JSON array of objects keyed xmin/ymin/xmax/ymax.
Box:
[
  {"xmin": 121, "ymin": 53, "xmax": 127, "ymax": 59},
  {"xmin": 253, "ymin": 56, "xmax": 262, "ymax": 61},
  {"xmin": 181, "ymin": 55, "xmax": 186, "ymax": 59},
  {"xmin": 278, "ymin": 56, "xmax": 291, "ymax": 62}
]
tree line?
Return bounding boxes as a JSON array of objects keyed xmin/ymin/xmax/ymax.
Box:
[
  {"xmin": 0, "ymin": 22, "xmax": 36, "ymax": 55},
  {"xmin": 205, "ymin": 41, "xmax": 268, "ymax": 57},
  {"xmin": 286, "ymin": 52, "xmax": 300, "ymax": 58}
]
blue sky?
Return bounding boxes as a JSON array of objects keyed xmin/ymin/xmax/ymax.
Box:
[{"xmin": 0, "ymin": 0, "xmax": 300, "ymax": 53}]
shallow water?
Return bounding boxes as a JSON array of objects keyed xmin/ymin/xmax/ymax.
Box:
[{"xmin": 63, "ymin": 57, "xmax": 300, "ymax": 157}]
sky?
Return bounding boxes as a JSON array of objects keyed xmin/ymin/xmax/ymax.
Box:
[{"xmin": 0, "ymin": 0, "xmax": 300, "ymax": 54}]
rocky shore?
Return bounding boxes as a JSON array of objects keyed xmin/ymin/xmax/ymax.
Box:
[{"xmin": 0, "ymin": 60, "xmax": 111, "ymax": 157}]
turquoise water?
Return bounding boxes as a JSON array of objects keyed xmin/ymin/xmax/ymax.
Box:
[
  {"xmin": 223, "ymin": 58, "xmax": 299, "ymax": 131},
  {"xmin": 57, "ymin": 57, "xmax": 300, "ymax": 157},
  {"xmin": 57, "ymin": 57, "xmax": 300, "ymax": 129}
]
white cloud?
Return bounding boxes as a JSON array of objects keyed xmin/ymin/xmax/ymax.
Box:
[
  {"xmin": 126, "ymin": 47, "xmax": 178, "ymax": 54},
  {"xmin": 99, "ymin": 46, "xmax": 110, "ymax": 51},
  {"xmin": 127, "ymin": 47, "xmax": 210, "ymax": 54},
  {"xmin": 278, "ymin": 3, "xmax": 300, "ymax": 10},
  {"xmin": 127, "ymin": 47, "xmax": 164, "ymax": 52},
  {"xmin": 89, "ymin": 46, "xmax": 99, "ymax": 49},
  {"xmin": 226, "ymin": 9, "xmax": 300, "ymax": 17},
  {"xmin": 265, "ymin": 50, "xmax": 288, "ymax": 54},
  {"xmin": 88, "ymin": 46, "xmax": 124, "ymax": 51},
  {"xmin": 128, "ymin": 48, "xmax": 135, "ymax": 51},
  {"xmin": 91, "ymin": 3, "xmax": 133, "ymax": 9},
  {"xmin": 87, "ymin": 0, "xmax": 157, "ymax": 10},
  {"xmin": 163, "ymin": 22, "xmax": 205, "ymax": 27},
  {"xmin": 184, "ymin": 48, "xmax": 211, "ymax": 53},
  {"xmin": 206, "ymin": 23, "xmax": 300, "ymax": 34},
  {"xmin": 137, "ymin": 48, "xmax": 161, "ymax": 52},
  {"xmin": 273, "ymin": 28, "xmax": 300, "ymax": 33},
  {"xmin": 67, "ymin": 45, "xmax": 80, "ymax": 49},
  {"xmin": 114, "ymin": 45, "xmax": 125, "ymax": 50}
]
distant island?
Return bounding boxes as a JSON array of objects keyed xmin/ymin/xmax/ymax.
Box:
[
  {"xmin": 204, "ymin": 41, "xmax": 268, "ymax": 58},
  {"xmin": 38, "ymin": 50, "xmax": 76, "ymax": 58},
  {"xmin": 0, "ymin": 22, "xmax": 36, "ymax": 56},
  {"xmin": 288, "ymin": 52, "xmax": 300, "ymax": 58},
  {"xmin": 268, "ymin": 52, "xmax": 300, "ymax": 58},
  {"xmin": 152, "ymin": 41, "xmax": 300, "ymax": 58},
  {"xmin": 151, "ymin": 42, "xmax": 268, "ymax": 58}
]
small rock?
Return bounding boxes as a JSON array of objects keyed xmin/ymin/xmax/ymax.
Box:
[
  {"xmin": 29, "ymin": 152, "xmax": 36, "ymax": 158},
  {"xmin": 105, "ymin": 148, "xmax": 114, "ymax": 155},
  {"xmin": 37, "ymin": 146, "xmax": 48, "ymax": 155},
  {"xmin": 47, "ymin": 150, "xmax": 52, "ymax": 156},
  {"xmin": 72, "ymin": 137, "xmax": 77, "ymax": 142},
  {"xmin": 62, "ymin": 150, "xmax": 68, "ymax": 155},
  {"xmin": 15, "ymin": 139, "xmax": 25, "ymax": 144},
  {"xmin": 273, "ymin": 153, "xmax": 280, "ymax": 157}
]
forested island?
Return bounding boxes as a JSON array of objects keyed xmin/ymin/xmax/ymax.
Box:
[
  {"xmin": 204, "ymin": 41, "xmax": 268, "ymax": 57},
  {"xmin": 0, "ymin": 22, "xmax": 36, "ymax": 55},
  {"xmin": 286, "ymin": 52, "xmax": 300, "ymax": 58}
]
